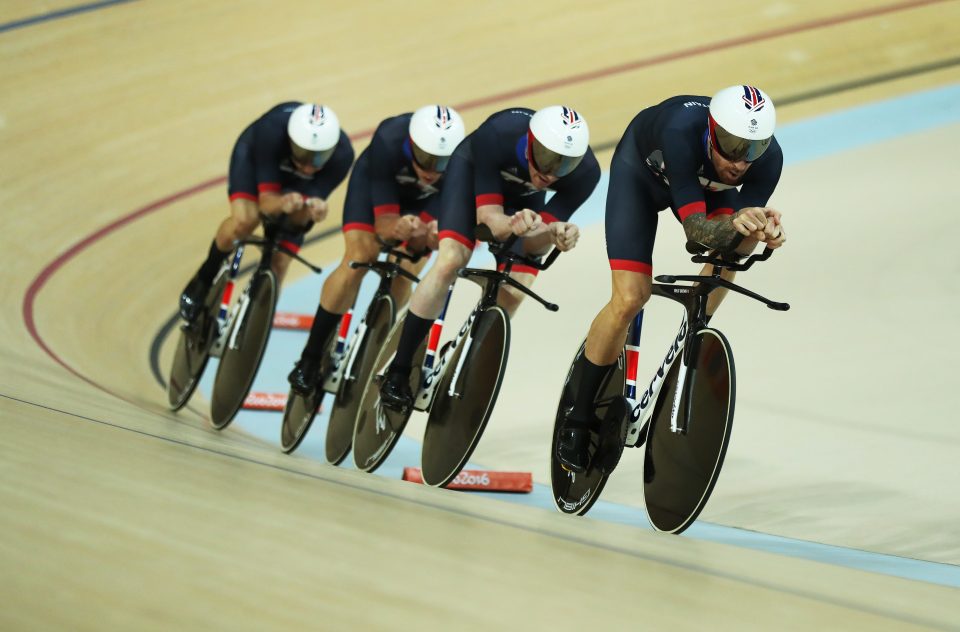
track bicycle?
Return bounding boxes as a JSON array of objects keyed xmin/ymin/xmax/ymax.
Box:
[
  {"xmin": 280, "ymin": 241, "xmax": 424, "ymax": 460},
  {"xmin": 167, "ymin": 220, "xmax": 322, "ymax": 430},
  {"xmin": 352, "ymin": 225, "xmax": 561, "ymax": 485},
  {"xmin": 550, "ymin": 242, "xmax": 789, "ymax": 534}
]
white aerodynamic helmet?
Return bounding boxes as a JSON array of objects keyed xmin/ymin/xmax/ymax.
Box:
[
  {"xmin": 408, "ymin": 105, "xmax": 465, "ymax": 172},
  {"xmin": 708, "ymin": 85, "xmax": 776, "ymax": 162},
  {"xmin": 287, "ymin": 103, "xmax": 341, "ymax": 168},
  {"xmin": 528, "ymin": 105, "xmax": 590, "ymax": 177}
]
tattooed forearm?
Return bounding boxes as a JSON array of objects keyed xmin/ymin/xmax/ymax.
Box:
[{"xmin": 681, "ymin": 214, "xmax": 740, "ymax": 251}]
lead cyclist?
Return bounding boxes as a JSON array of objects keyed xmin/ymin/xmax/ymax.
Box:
[{"xmin": 557, "ymin": 85, "xmax": 788, "ymax": 473}]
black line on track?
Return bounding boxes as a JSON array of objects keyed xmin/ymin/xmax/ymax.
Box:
[{"xmin": 0, "ymin": 0, "xmax": 138, "ymax": 34}]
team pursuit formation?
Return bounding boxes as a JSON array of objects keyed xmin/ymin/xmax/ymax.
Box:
[{"xmin": 168, "ymin": 85, "xmax": 789, "ymax": 533}]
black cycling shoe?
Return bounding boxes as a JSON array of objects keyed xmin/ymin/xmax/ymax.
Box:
[
  {"xmin": 557, "ymin": 421, "xmax": 591, "ymax": 474},
  {"xmin": 179, "ymin": 274, "xmax": 211, "ymax": 323},
  {"xmin": 379, "ymin": 368, "xmax": 413, "ymax": 413},
  {"xmin": 288, "ymin": 356, "xmax": 321, "ymax": 397}
]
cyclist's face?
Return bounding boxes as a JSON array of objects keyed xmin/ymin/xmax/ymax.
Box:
[
  {"xmin": 411, "ymin": 160, "xmax": 441, "ymax": 186},
  {"xmin": 528, "ymin": 162, "xmax": 559, "ymax": 190},
  {"xmin": 292, "ymin": 157, "xmax": 320, "ymax": 176},
  {"xmin": 709, "ymin": 144, "xmax": 751, "ymax": 185}
]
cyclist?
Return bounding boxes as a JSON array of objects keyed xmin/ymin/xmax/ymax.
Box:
[
  {"xmin": 377, "ymin": 105, "xmax": 601, "ymax": 412},
  {"xmin": 178, "ymin": 102, "xmax": 354, "ymax": 323},
  {"xmin": 287, "ymin": 105, "xmax": 467, "ymax": 395},
  {"xmin": 557, "ymin": 85, "xmax": 788, "ymax": 473}
]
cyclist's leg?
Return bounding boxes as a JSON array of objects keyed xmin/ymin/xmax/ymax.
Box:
[
  {"xmin": 581, "ymin": 156, "xmax": 659, "ymax": 390},
  {"xmin": 397, "ymin": 237, "xmax": 471, "ymax": 362},
  {"xmin": 180, "ymin": 138, "xmax": 261, "ymax": 320},
  {"xmin": 289, "ymin": 160, "xmax": 379, "ymax": 391},
  {"xmin": 306, "ymin": 228, "xmax": 380, "ymax": 358},
  {"xmin": 558, "ymin": 156, "xmax": 659, "ymax": 470},
  {"xmin": 380, "ymin": 156, "xmax": 474, "ymax": 409},
  {"xmin": 287, "ymin": 227, "xmax": 379, "ymax": 393}
]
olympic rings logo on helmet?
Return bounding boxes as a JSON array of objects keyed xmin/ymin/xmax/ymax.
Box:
[
  {"xmin": 707, "ymin": 85, "xmax": 776, "ymax": 163},
  {"xmin": 288, "ymin": 103, "xmax": 341, "ymax": 169},
  {"xmin": 409, "ymin": 105, "xmax": 466, "ymax": 173},
  {"xmin": 527, "ymin": 105, "xmax": 590, "ymax": 178}
]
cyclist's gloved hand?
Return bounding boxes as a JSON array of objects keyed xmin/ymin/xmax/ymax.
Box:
[{"xmin": 550, "ymin": 221, "xmax": 580, "ymax": 252}]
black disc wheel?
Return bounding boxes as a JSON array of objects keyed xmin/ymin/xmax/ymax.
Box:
[
  {"xmin": 324, "ymin": 295, "xmax": 396, "ymax": 465},
  {"xmin": 279, "ymin": 328, "xmax": 339, "ymax": 454},
  {"xmin": 643, "ymin": 328, "xmax": 735, "ymax": 534},
  {"xmin": 167, "ymin": 273, "xmax": 229, "ymax": 411},
  {"xmin": 210, "ymin": 270, "xmax": 278, "ymax": 430},
  {"xmin": 421, "ymin": 306, "xmax": 510, "ymax": 488},
  {"xmin": 352, "ymin": 311, "xmax": 426, "ymax": 473},
  {"xmin": 550, "ymin": 341, "xmax": 626, "ymax": 515}
]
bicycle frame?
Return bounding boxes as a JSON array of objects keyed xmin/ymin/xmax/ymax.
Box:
[
  {"xmin": 209, "ymin": 246, "xmax": 245, "ymax": 358},
  {"xmin": 623, "ymin": 310, "xmax": 689, "ymax": 447},
  {"xmin": 412, "ymin": 234, "xmax": 561, "ymax": 413},
  {"xmin": 327, "ymin": 246, "xmax": 423, "ymax": 394},
  {"xmin": 621, "ymin": 244, "xmax": 790, "ymax": 446},
  {"xmin": 322, "ymin": 308, "xmax": 355, "ymax": 393},
  {"xmin": 208, "ymin": 231, "xmax": 322, "ymax": 359},
  {"xmin": 413, "ymin": 285, "xmax": 461, "ymax": 412}
]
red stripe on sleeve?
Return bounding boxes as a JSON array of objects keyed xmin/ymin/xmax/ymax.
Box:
[
  {"xmin": 707, "ymin": 207, "xmax": 734, "ymax": 220},
  {"xmin": 476, "ymin": 193, "xmax": 504, "ymax": 208},
  {"xmin": 609, "ymin": 259, "xmax": 653, "ymax": 276},
  {"xmin": 258, "ymin": 182, "xmax": 281, "ymax": 194},
  {"xmin": 278, "ymin": 240, "xmax": 301, "ymax": 254},
  {"xmin": 419, "ymin": 211, "xmax": 435, "ymax": 223},
  {"xmin": 374, "ymin": 204, "xmax": 401, "ymax": 217},
  {"xmin": 343, "ymin": 222, "xmax": 375, "ymax": 233},
  {"xmin": 677, "ymin": 201, "xmax": 706, "ymax": 221},
  {"xmin": 438, "ymin": 230, "xmax": 476, "ymax": 250},
  {"xmin": 229, "ymin": 192, "xmax": 257, "ymax": 202},
  {"xmin": 540, "ymin": 212, "xmax": 559, "ymax": 224}
]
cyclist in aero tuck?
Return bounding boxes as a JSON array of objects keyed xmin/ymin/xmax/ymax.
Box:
[
  {"xmin": 557, "ymin": 85, "xmax": 788, "ymax": 473},
  {"xmin": 286, "ymin": 105, "xmax": 467, "ymax": 394},
  {"xmin": 377, "ymin": 105, "xmax": 602, "ymax": 412},
  {"xmin": 178, "ymin": 102, "xmax": 354, "ymax": 323}
]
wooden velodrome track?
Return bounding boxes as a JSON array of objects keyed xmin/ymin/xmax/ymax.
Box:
[{"xmin": 3, "ymin": 0, "xmax": 960, "ymax": 628}]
